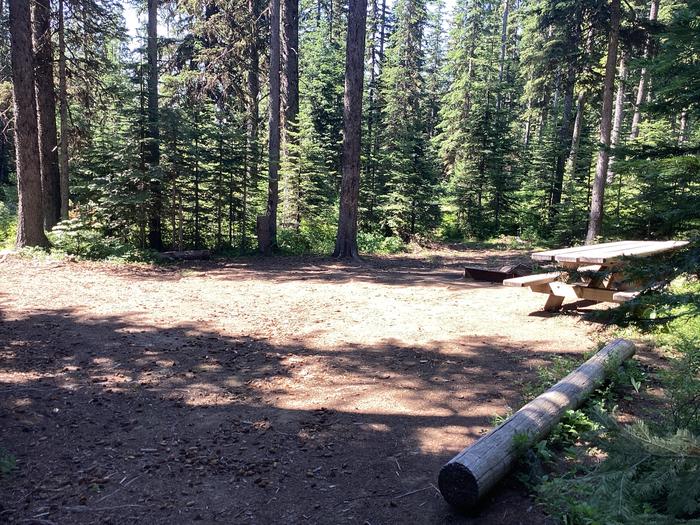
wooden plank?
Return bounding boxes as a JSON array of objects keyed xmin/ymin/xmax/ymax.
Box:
[
  {"xmin": 530, "ymin": 241, "xmax": 636, "ymax": 262},
  {"xmin": 502, "ymin": 272, "xmax": 561, "ymax": 287},
  {"xmin": 574, "ymin": 240, "xmax": 689, "ymax": 264},
  {"xmin": 543, "ymin": 294, "xmax": 565, "ymax": 311},
  {"xmin": 555, "ymin": 241, "xmax": 653, "ymax": 263},
  {"xmin": 529, "ymin": 283, "xmax": 638, "ymax": 304},
  {"xmin": 438, "ymin": 339, "xmax": 636, "ymax": 510}
]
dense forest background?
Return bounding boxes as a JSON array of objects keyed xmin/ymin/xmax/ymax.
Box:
[{"xmin": 0, "ymin": 0, "xmax": 698, "ymax": 256}]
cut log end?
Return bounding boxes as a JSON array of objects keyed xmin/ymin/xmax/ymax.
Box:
[{"xmin": 438, "ymin": 462, "xmax": 479, "ymax": 510}]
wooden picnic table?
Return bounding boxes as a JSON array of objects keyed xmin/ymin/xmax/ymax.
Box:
[{"xmin": 504, "ymin": 240, "xmax": 689, "ymax": 311}]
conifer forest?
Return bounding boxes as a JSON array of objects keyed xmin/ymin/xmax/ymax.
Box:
[{"xmin": 0, "ymin": 0, "xmax": 698, "ymax": 254}]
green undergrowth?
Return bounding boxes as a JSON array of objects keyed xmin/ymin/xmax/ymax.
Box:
[
  {"xmin": 0, "ymin": 183, "xmax": 17, "ymax": 249},
  {"xmin": 505, "ymin": 242, "xmax": 700, "ymax": 524},
  {"xmin": 277, "ymin": 221, "xmax": 408, "ymax": 255}
]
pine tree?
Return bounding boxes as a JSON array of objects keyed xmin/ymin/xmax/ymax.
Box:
[
  {"xmin": 382, "ymin": 0, "xmax": 440, "ymax": 240},
  {"xmin": 9, "ymin": 0, "xmax": 49, "ymax": 247}
]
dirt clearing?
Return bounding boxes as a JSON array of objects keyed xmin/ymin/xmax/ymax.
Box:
[{"xmin": 0, "ymin": 248, "xmax": 611, "ymax": 524}]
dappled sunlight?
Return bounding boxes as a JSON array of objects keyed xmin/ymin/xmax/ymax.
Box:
[{"xmin": 0, "ymin": 253, "xmax": 604, "ymax": 523}]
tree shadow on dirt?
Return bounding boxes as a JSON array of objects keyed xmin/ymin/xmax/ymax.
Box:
[
  {"xmin": 0, "ymin": 308, "xmax": 570, "ymax": 524},
  {"xmin": 97, "ymin": 253, "xmax": 530, "ymax": 290}
]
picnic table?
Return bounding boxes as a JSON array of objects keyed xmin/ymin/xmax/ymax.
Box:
[{"xmin": 503, "ymin": 240, "xmax": 689, "ymax": 311}]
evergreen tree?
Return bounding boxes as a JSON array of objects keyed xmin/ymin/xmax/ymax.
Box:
[{"xmin": 382, "ymin": 0, "xmax": 440, "ymax": 240}]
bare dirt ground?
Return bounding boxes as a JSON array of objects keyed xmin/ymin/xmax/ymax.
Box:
[{"xmin": 0, "ymin": 247, "xmax": 616, "ymax": 524}]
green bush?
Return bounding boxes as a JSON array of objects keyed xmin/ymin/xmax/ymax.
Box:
[
  {"xmin": 0, "ymin": 185, "xmax": 17, "ymax": 249},
  {"xmin": 48, "ymin": 218, "xmax": 154, "ymax": 261},
  {"xmin": 277, "ymin": 220, "xmax": 336, "ymax": 255},
  {"xmin": 538, "ymin": 415, "xmax": 700, "ymax": 524},
  {"xmin": 277, "ymin": 222, "xmax": 407, "ymax": 255},
  {"xmin": 357, "ymin": 231, "xmax": 407, "ymax": 254}
]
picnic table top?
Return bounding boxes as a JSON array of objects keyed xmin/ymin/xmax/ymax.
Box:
[{"xmin": 531, "ymin": 240, "xmax": 689, "ymax": 265}]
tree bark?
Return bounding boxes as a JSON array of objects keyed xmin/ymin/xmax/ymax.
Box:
[
  {"xmin": 0, "ymin": 119, "xmax": 8, "ymax": 187},
  {"xmin": 146, "ymin": 0, "xmax": 162, "ymax": 250},
  {"xmin": 495, "ymin": 0, "xmax": 509, "ymax": 113},
  {"xmin": 58, "ymin": 0, "xmax": 69, "ymax": 219},
  {"xmin": 333, "ymin": 0, "xmax": 368, "ymax": 259},
  {"xmin": 629, "ymin": 0, "xmax": 659, "ymax": 140},
  {"xmin": 265, "ymin": 0, "xmax": 281, "ymax": 253},
  {"xmin": 244, "ymin": 0, "xmax": 260, "ymax": 251},
  {"xmin": 566, "ymin": 90, "xmax": 586, "ymax": 177},
  {"xmin": 550, "ymin": 63, "xmax": 577, "ymax": 219},
  {"xmin": 607, "ymin": 50, "xmax": 627, "ymax": 183},
  {"xmin": 10, "ymin": 0, "xmax": 48, "ymax": 247},
  {"xmin": 678, "ymin": 111, "xmax": 688, "ymax": 144},
  {"xmin": 32, "ymin": 0, "xmax": 61, "ymax": 229},
  {"xmin": 281, "ymin": 0, "xmax": 299, "ymax": 228},
  {"xmin": 0, "ymin": 0, "xmax": 9, "ymax": 188},
  {"xmin": 586, "ymin": 0, "xmax": 621, "ymax": 244}
]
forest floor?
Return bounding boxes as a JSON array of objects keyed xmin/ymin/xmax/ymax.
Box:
[{"xmin": 0, "ymin": 246, "xmax": 621, "ymax": 524}]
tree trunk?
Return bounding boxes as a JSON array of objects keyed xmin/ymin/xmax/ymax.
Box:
[
  {"xmin": 678, "ymin": 111, "xmax": 688, "ymax": 144},
  {"xmin": 243, "ymin": 0, "xmax": 260, "ymax": 251},
  {"xmin": 566, "ymin": 90, "xmax": 586, "ymax": 177},
  {"xmin": 495, "ymin": 0, "xmax": 509, "ymax": 113},
  {"xmin": 333, "ymin": 0, "xmax": 368, "ymax": 259},
  {"xmin": 586, "ymin": 0, "xmax": 621, "ymax": 244},
  {"xmin": 629, "ymin": 0, "xmax": 659, "ymax": 140},
  {"xmin": 550, "ymin": 63, "xmax": 577, "ymax": 219},
  {"xmin": 0, "ymin": 120, "xmax": 8, "ymax": 187},
  {"xmin": 10, "ymin": 0, "xmax": 49, "ymax": 247},
  {"xmin": 265, "ymin": 0, "xmax": 281, "ymax": 253},
  {"xmin": 281, "ymin": 0, "xmax": 299, "ymax": 229},
  {"xmin": 32, "ymin": 0, "xmax": 61, "ymax": 229},
  {"xmin": 607, "ymin": 50, "xmax": 627, "ymax": 183},
  {"xmin": 58, "ymin": 0, "xmax": 69, "ymax": 219},
  {"xmin": 0, "ymin": 0, "xmax": 9, "ymax": 189},
  {"xmin": 146, "ymin": 0, "xmax": 162, "ymax": 250}
]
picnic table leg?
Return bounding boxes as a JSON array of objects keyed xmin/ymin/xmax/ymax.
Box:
[{"xmin": 543, "ymin": 294, "xmax": 565, "ymax": 311}]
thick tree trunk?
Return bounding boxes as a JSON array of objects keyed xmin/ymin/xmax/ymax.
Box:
[
  {"xmin": 281, "ymin": 0, "xmax": 299, "ymax": 228},
  {"xmin": 586, "ymin": 0, "xmax": 621, "ymax": 244},
  {"xmin": 607, "ymin": 50, "xmax": 628, "ymax": 183},
  {"xmin": 629, "ymin": 0, "xmax": 659, "ymax": 140},
  {"xmin": 10, "ymin": 0, "xmax": 49, "ymax": 247},
  {"xmin": 333, "ymin": 0, "xmax": 368, "ymax": 259},
  {"xmin": 146, "ymin": 0, "xmax": 162, "ymax": 250},
  {"xmin": 58, "ymin": 0, "xmax": 69, "ymax": 219},
  {"xmin": 32, "ymin": 0, "xmax": 61, "ymax": 229},
  {"xmin": 265, "ymin": 0, "xmax": 281, "ymax": 253},
  {"xmin": 243, "ymin": 0, "xmax": 260, "ymax": 251}
]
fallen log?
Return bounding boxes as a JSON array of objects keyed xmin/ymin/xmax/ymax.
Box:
[
  {"xmin": 158, "ymin": 250, "xmax": 211, "ymax": 261},
  {"xmin": 438, "ymin": 338, "xmax": 636, "ymax": 510}
]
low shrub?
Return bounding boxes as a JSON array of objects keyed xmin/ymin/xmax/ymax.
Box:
[{"xmin": 48, "ymin": 218, "xmax": 155, "ymax": 262}]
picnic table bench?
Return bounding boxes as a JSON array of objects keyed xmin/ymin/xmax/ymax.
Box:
[{"xmin": 504, "ymin": 240, "xmax": 689, "ymax": 311}]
